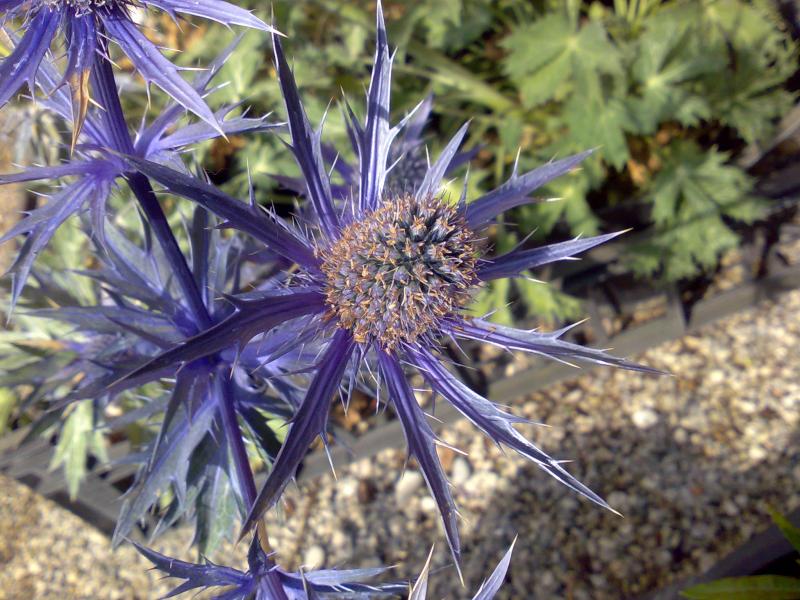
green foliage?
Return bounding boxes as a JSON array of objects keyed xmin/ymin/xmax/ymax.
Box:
[
  {"xmin": 628, "ymin": 141, "xmax": 765, "ymax": 280},
  {"xmin": 502, "ymin": 13, "xmax": 623, "ymax": 112},
  {"xmin": 499, "ymin": 0, "xmax": 792, "ymax": 282},
  {"xmin": 49, "ymin": 400, "xmax": 108, "ymax": 500}
]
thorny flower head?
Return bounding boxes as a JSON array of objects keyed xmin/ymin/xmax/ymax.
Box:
[
  {"xmin": 0, "ymin": 0, "xmax": 276, "ymax": 140},
  {"xmin": 320, "ymin": 194, "xmax": 479, "ymax": 349},
  {"xmin": 119, "ymin": 1, "xmax": 663, "ymax": 574}
]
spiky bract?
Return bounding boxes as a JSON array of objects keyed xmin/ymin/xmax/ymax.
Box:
[{"xmin": 40, "ymin": 0, "xmax": 126, "ymax": 16}]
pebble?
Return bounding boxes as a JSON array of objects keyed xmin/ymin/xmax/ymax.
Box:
[
  {"xmin": 394, "ymin": 470, "xmax": 423, "ymax": 503},
  {"xmin": 303, "ymin": 545, "xmax": 326, "ymax": 569},
  {"xmin": 337, "ymin": 477, "xmax": 359, "ymax": 500},
  {"xmin": 420, "ymin": 497, "xmax": 437, "ymax": 513},
  {"xmin": 749, "ymin": 445, "xmax": 768, "ymax": 461},
  {"xmin": 631, "ymin": 407, "xmax": 659, "ymax": 429},
  {"xmin": 606, "ymin": 491, "xmax": 628, "ymax": 511},
  {"xmin": 450, "ymin": 457, "xmax": 472, "ymax": 486},
  {"xmin": 0, "ymin": 474, "xmax": 165, "ymax": 599}
]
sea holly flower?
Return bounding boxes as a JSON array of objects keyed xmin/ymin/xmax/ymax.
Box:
[
  {"xmin": 0, "ymin": 0, "xmax": 276, "ymax": 137},
  {"xmin": 0, "ymin": 38, "xmax": 276, "ymax": 309},
  {"xmin": 118, "ymin": 1, "xmax": 662, "ymax": 571},
  {"xmin": 135, "ymin": 535, "xmax": 405, "ymax": 599}
]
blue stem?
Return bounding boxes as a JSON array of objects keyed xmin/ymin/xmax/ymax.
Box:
[
  {"xmin": 90, "ymin": 52, "xmax": 212, "ymax": 330},
  {"xmin": 218, "ymin": 367, "xmax": 258, "ymax": 506},
  {"xmin": 218, "ymin": 368, "xmax": 288, "ymax": 598},
  {"xmin": 91, "ymin": 50, "xmax": 285, "ymax": 592}
]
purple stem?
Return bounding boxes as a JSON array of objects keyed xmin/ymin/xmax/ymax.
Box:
[
  {"xmin": 91, "ymin": 51, "xmax": 212, "ymax": 330},
  {"xmin": 219, "ymin": 368, "xmax": 287, "ymax": 598},
  {"xmin": 93, "ymin": 44, "xmax": 284, "ymax": 594},
  {"xmin": 218, "ymin": 367, "xmax": 258, "ymax": 506}
]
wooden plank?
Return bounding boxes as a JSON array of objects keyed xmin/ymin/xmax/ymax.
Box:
[
  {"xmin": 0, "ymin": 425, "xmax": 30, "ymax": 456},
  {"xmin": 689, "ymin": 265, "xmax": 800, "ymax": 331},
  {"xmin": 3, "ymin": 441, "xmax": 52, "ymax": 479},
  {"xmin": 44, "ymin": 476, "xmax": 127, "ymax": 537}
]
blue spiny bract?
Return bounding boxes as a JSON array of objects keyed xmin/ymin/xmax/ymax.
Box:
[
  {"xmin": 40, "ymin": 0, "xmax": 123, "ymax": 16},
  {"xmin": 321, "ymin": 195, "xmax": 479, "ymax": 349},
  {"xmin": 0, "ymin": 0, "xmax": 276, "ymax": 140}
]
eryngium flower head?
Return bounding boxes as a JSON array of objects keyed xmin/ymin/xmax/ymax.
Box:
[
  {"xmin": 119, "ymin": 0, "xmax": 664, "ymax": 571},
  {"xmin": 321, "ymin": 194, "xmax": 478, "ymax": 349},
  {"xmin": 0, "ymin": 0, "xmax": 276, "ymax": 136}
]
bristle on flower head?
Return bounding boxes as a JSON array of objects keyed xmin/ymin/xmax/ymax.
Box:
[
  {"xmin": 41, "ymin": 0, "xmax": 124, "ymax": 15},
  {"xmin": 320, "ymin": 195, "xmax": 479, "ymax": 350}
]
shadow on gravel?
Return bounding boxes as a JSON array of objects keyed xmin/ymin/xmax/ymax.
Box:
[{"xmin": 447, "ymin": 417, "xmax": 800, "ymax": 600}]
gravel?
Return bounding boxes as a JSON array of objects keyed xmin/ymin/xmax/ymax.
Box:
[
  {"xmin": 2, "ymin": 289, "xmax": 799, "ymax": 599},
  {"xmin": 0, "ymin": 474, "xmax": 163, "ymax": 600}
]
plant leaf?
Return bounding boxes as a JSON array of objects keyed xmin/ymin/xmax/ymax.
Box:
[
  {"xmin": 769, "ymin": 509, "xmax": 800, "ymax": 555},
  {"xmin": 50, "ymin": 400, "xmax": 107, "ymax": 500},
  {"xmin": 681, "ymin": 575, "xmax": 800, "ymax": 600}
]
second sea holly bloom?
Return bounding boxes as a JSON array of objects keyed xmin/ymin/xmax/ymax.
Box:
[
  {"xmin": 0, "ymin": 0, "xmax": 276, "ymax": 139},
  {"xmin": 120, "ymin": 2, "xmax": 662, "ymax": 570}
]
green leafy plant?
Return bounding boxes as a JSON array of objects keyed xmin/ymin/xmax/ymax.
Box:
[{"xmin": 501, "ymin": 0, "xmax": 793, "ymax": 281}]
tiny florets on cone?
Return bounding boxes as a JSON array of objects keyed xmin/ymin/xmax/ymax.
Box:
[
  {"xmin": 41, "ymin": 0, "xmax": 119, "ymax": 15},
  {"xmin": 320, "ymin": 195, "xmax": 480, "ymax": 350}
]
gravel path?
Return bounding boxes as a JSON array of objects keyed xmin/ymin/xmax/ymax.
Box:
[
  {"xmin": 0, "ymin": 474, "xmax": 159, "ymax": 599},
  {"xmin": 2, "ymin": 289, "xmax": 799, "ymax": 599}
]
